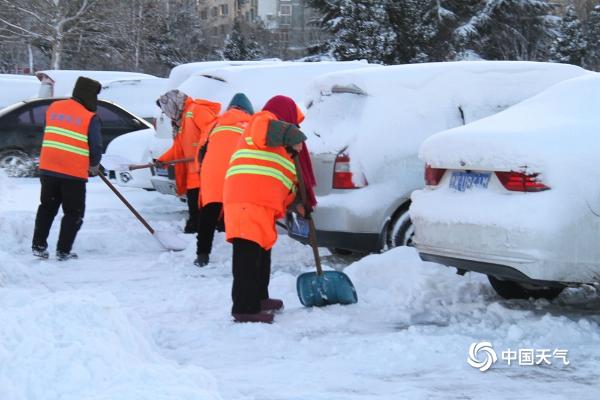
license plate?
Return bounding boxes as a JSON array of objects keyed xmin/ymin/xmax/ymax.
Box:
[
  {"xmin": 156, "ymin": 167, "xmax": 169, "ymax": 177},
  {"xmin": 449, "ymin": 171, "xmax": 491, "ymax": 192},
  {"xmin": 287, "ymin": 213, "xmax": 309, "ymax": 239}
]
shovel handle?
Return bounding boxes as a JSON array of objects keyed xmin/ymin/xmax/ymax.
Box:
[
  {"xmin": 128, "ymin": 157, "xmax": 195, "ymax": 171},
  {"xmin": 293, "ymin": 154, "xmax": 323, "ymax": 276},
  {"xmin": 98, "ymin": 168, "xmax": 155, "ymax": 234}
]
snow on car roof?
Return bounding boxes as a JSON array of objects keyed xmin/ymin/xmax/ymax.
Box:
[
  {"xmin": 302, "ymin": 61, "xmax": 588, "ymax": 185},
  {"xmin": 36, "ymin": 70, "xmax": 156, "ymax": 98},
  {"xmin": 0, "ymin": 76, "xmax": 40, "ymax": 109},
  {"xmin": 177, "ymin": 61, "xmax": 375, "ymax": 112},
  {"xmin": 166, "ymin": 60, "xmax": 282, "ymax": 90},
  {"xmin": 419, "ymin": 72, "xmax": 599, "ymax": 182},
  {"xmin": 99, "ymin": 77, "xmax": 168, "ymax": 118}
]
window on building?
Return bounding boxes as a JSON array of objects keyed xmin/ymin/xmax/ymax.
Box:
[
  {"xmin": 220, "ymin": 4, "xmax": 228, "ymax": 16},
  {"xmin": 200, "ymin": 8, "xmax": 208, "ymax": 19},
  {"xmin": 220, "ymin": 25, "xmax": 227, "ymax": 34},
  {"xmin": 211, "ymin": 6, "xmax": 218, "ymax": 17},
  {"xmin": 279, "ymin": 3, "xmax": 292, "ymax": 25},
  {"xmin": 212, "ymin": 26, "xmax": 219, "ymax": 36}
]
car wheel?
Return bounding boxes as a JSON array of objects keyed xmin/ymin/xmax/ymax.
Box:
[
  {"xmin": 487, "ymin": 275, "xmax": 564, "ymax": 300},
  {"xmin": 0, "ymin": 149, "xmax": 35, "ymax": 177},
  {"xmin": 386, "ymin": 204, "xmax": 414, "ymax": 249}
]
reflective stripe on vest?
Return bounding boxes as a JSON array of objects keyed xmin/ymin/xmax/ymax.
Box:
[
  {"xmin": 210, "ymin": 125, "xmax": 245, "ymax": 136},
  {"xmin": 245, "ymin": 137, "xmax": 254, "ymax": 145},
  {"xmin": 44, "ymin": 125, "xmax": 88, "ymax": 143},
  {"xmin": 226, "ymin": 165, "xmax": 295, "ymax": 191},
  {"xmin": 230, "ymin": 149, "xmax": 295, "ymax": 175},
  {"xmin": 185, "ymin": 111, "xmax": 193, "ymax": 118},
  {"xmin": 42, "ymin": 140, "xmax": 90, "ymax": 156}
]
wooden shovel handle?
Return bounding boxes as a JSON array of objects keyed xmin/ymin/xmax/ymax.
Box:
[
  {"xmin": 128, "ymin": 157, "xmax": 195, "ymax": 171},
  {"xmin": 293, "ymin": 154, "xmax": 323, "ymax": 275},
  {"xmin": 98, "ymin": 168, "xmax": 155, "ymax": 234}
]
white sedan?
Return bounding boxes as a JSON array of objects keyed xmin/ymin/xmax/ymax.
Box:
[{"xmin": 410, "ymin": 72, "xmax": 600, "ymax": 300}]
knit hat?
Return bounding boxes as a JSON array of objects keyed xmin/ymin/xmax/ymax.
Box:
[
  {"xmin": 228, "ymin": 93, "xmax": 254, "ymax": 114},
  {"xmin": 263, "ymin": 95, "xmax": 299, "ymax": 125},
  {"xmin": 72, "ymin": 76, "xmax": 101, "ymax": 112}
]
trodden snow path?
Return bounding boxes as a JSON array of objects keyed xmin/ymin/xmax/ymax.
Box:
[{"xmin": 1, "ymin": 174, "xmax": 600, "ymax": 400}]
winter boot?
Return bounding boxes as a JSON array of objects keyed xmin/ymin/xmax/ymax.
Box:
[
  {"xmin": 56, "ymin": 251, "xmax": 78, "ymax": 261},
  {"xmin": 194, "ymin": 253, "xmax": 209, "ymax": 267},
  {"xmin": 261, "ymin": 298, "xmax": 284, "ymax": 312},
  {"xmin": 32, "ymin": 245, "xmax": 49, "ymax": 259},
  {"xmin": 232, "ymin": 312, "xmax": 274, "ymax": 324}
]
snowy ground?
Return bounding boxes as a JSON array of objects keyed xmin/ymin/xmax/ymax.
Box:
[{"xmin": 1, "ymin": 174, "xmax": 600, "ymax": 400}]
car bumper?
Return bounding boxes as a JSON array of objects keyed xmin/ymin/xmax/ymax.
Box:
[
  {"xmin": 288, "ymin": 227, "xmax": 381, "ymax": 254},
  {"xmin": 151, "ymin": 176, "xmax": 177, "ymax": 196},
  {"xmin": 413, "ymin": 218, "xmax": 597, "ymax": 284}
]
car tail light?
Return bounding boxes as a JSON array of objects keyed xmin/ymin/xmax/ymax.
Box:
[
  {"xmin": 332, "ymin": 153, "xmax": 367, "ymax": 189},
  {"xmin": 495, "ymin": 171, "xmax": 549, "ymax": 192},
  {"xmin": 425, "ymin": 164, "xmax": 446, "ymax": 186}
]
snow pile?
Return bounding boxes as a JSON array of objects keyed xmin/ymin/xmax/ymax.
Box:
[
  {"xmin": 419, "ymin": 73, "xmax": 600, "ymax": 183},
  {"xmin": 177, "ymin": 61, "xmax": 375, "ymax": 113},
  {"xmin": 166, "ymin": 60, "xmax": 282, "ymax": 90},
  {"xmin": 99, "ymin": 77, "xmax": 168, "ymax": 118},
  {"xmin": 36, "ymin": 70, "xmax": 156, "ymax": 98},
  {"xmin": 0, "ymin": 75, "xmax": 40, "ymax": 109},
  {"xmin": 303, "ymin": 61, "xmax": 588, "ymax": 186},
  {"xmin": 0, "ymin": 289, "xmax": 222, "ymax": 400}
]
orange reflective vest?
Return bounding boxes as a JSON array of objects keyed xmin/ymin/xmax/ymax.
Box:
[
  {"xmin": 158, "ymin": 98, "xmax": 221, "ymax": 195},
  {"xmin": 39, "ymin": 99, "xmax": 94, "ymax": 180},
  {"xmin": 199, "ymin": 108, "xmax": 251, "ymax": 206},
  {"xmin": 223, "ymin": 111, "xmax": 297, "ymax": 218}
]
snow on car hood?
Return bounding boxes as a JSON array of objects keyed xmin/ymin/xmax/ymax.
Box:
[
  {"xmin": 303, "ymin": 61, "xmax": 588, "ymax": 185},
  {"xmin": 419, "ymin": 73, "xmax": 600, "ymax": 187}
]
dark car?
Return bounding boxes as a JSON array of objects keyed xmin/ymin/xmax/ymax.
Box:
[{"xmin": 0, "ymin": 98, "xmax": 151, "ymax": 176}]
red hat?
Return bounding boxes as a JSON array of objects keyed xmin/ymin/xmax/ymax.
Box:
[{"xmin": 263, "ymin": 95, "xmax": 300, "ymax": 125}]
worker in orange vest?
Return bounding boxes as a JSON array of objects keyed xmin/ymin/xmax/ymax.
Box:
[
  {"xmin": 156, "ymin": 90, "xmax": 221, "ymax": 233},
  {"xmin": 194, "ymin": 93, "xmax": 254, "ymax": 267},
  {"xmin": 32, "ymin": 76, "xmax": 102, "ymax": 261},
  {"xmin": 223, "ymin": 95, "xmax": 307, "ymax": 323}
]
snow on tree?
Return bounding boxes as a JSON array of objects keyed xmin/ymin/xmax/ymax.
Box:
[
  {"xmin": 456, "ymin": 0, "xmax": 557, "ymax": 61},
  {"xmin": 322, "ymin": 0, "xmax": 397, "ymax": 64},
  {"xmin": 222, "ymin": 19, "xmax": 264, "ymax": 61},
  {"xmin": 551, "ymin": 4, "xmax": 587, "ymax": 66},
  {"xmin": 0, "ymin": 0, "xmax": 99, "ymax": 69},
  {"xmin": 586, "ymin": 3, "xmax": 600, "ymax": 69}
]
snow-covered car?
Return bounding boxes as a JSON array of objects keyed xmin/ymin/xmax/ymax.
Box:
[
  {"xmin": 0, "ymin": 98, "xmax": 152, "ymax": 177},
  {"xmin": 410, "ymin": 72, "xmax": 599, "ymax": 300},
  {"xmin": 153, "ymin": 60, "xmax": 283, "ymax": 138},
  {"xmin": 150, "ymin": 61, "xmax": 375, "ymax": 196},
  {"xmin": 0, "ymin": 74, "xmax": 40, "ymax": 109},
  {"xmin": 290, "ymin": 61, "xmax": 588, "ymax": 255},
  {"xmin": 104, "ymin": 128, "xmax": 171, "ymax": 190},
  {"xmin": 35, "ymin": 70, "xmax": 163, "ymax": 123}
]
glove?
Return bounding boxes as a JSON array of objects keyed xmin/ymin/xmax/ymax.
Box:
[
  {"xmin": 88, "ymin": 164, "xmax": 100, "ymax": 177},
  {"xmin": 152, "ymin": 159, "xmax": 164, "ymax": 168},
  {"xmin": 266, "ymin": 120, "xmax": 307, "ymax": 147}
]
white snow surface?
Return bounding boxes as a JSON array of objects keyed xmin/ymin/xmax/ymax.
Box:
[
  {"xmin": 303, "ymin": 61, "xmax": 588, "ymax": 186},
  {"xmin": 1, "ymin": 173, "xmax": 600, "ymax": 399},
  {"xmin": 0, "ymin": 75, "xmax": 40, "ymax": 109},
  {"xmin": 177, "ymin": 61, "xmax": 375, "ymax": 113},
  {"xmin": 99, "ymin": 77, "xmax": 168, "ymax": 118},
  {"xmin": 36, "ymin": 70, "xmax": 156, "ymax": 98}
]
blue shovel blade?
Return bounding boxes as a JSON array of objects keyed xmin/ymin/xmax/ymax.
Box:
[{"xmin": 297, "ymin": 270, "xmax": 358, "ymax": 307}]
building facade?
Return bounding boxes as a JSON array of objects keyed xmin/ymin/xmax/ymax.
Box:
[{"xmin": 197, "ymin": 0, "xmax": 324, "ymax": 58}]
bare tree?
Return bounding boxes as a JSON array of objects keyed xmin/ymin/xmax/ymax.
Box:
[{"xmin": 0, "ymin": 0, "xmax": 98, "ymax": 69}]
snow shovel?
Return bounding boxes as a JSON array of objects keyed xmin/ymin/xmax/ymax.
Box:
[
  {"xmin": 101, "ymin": 154, "xmax": 193, "ymax": 172},
  {"xmin": 98, "ymin": 169, "xmax": 187, "ymax": 252},
  {"xmin": 294, "ymin": 155, "xmax": 358, "ymax": 307}
]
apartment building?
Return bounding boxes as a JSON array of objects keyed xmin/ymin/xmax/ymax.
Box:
[{"xmin": 197, "ymin": 0, "xmax": 323, "ymax": 57}]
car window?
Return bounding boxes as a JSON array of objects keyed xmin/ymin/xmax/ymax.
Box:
[
  {"xmin": 96, "ymin": 103, "xmax": 128, "ymax": 127},
  {"xmin": 16, "ymin": 108, "xmax": 33, "ymax": 124},
  {"xmin": 31, "ymin": 103, "xmax": 50, "ymax": 127}
]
